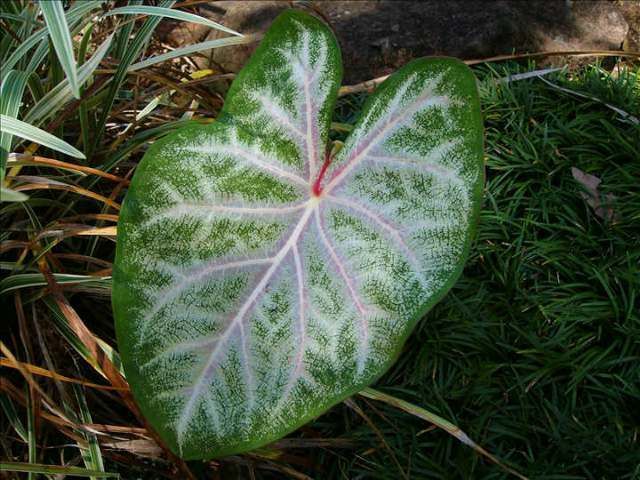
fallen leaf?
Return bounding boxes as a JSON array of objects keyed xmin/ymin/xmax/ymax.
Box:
[
  {"xmin": 571, "ymin": 167, "xmax": 616, "ymax": 221},
  {"xmin": 102, "ymin": 439, "xmax": 163, "ymax": 458}
]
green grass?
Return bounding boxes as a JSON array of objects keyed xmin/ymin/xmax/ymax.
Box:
[
  {"xmin": 1, "ymin": 1, "xmax": 639, "ymax": 477},
  {"xmin": 318, "ymin": 62, "xmax": 640, "ymax": 479}
]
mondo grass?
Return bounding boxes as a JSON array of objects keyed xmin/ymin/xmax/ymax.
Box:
[
  {"xmin": 330, "ymin": 63, "xmax": 638, "ymax": 479},
  {"xmin": 1, "ymin": 0, "xmax": 639, "ymax": 477}
]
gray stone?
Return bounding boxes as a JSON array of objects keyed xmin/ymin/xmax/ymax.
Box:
[{"xmin": 162, "ymin": 1, "xmax": 633, "ymax": 84}]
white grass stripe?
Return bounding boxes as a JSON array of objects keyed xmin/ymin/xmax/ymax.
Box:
[
  {"xmin": 40, "ymin": 0, "xmax": 80, "ymax": 99},
  {"xmin": 24, "ymin": 34, "xmax": 114, "ymax": 125},
  {"xmin": 0, "ymin": 114, "xmax": 85, "ymax": 159},
  {"xmin": 128, "ymin": 35, "xmax": 255, "ymax": 72},
  {"xmin": 103, "ymin": 6, "xmax": 243, "ymax": 37}
]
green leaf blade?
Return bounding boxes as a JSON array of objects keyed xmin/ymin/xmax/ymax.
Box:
[
  {"xmin": 2, "ymin": 0, "xmax": 100, "ymax": 77},
  {"xmin": 113, "ymin": 10, "xmax": 483, "ymax": 461},
  {"xmin": 23, "ymin": 33, "xmax": 113, "ymax": 126},
  {"xmin": 0, "ymin": 462, "xmax": 118, "ymax": 478},
  {"xmin": 103, "ymin": 5, "xmax": 243, "ymax": 37},
  {"xmin": 89, "ymin": 0, "xmax": 175, "ymax": 157},
  {"xmin": 0, "ymin": 114, "xmax": 86, "ymax": 159},
  {"xmin": 127, "ymin": 34, "xmax": 254, "ymax": 72},
  {"xmin": 0, "ymin": 186, "xmax": 29, "ymax": 202},
  {"xmin": 0, "ymin": 69, "xmax": 29, "ymax": 180},
  {"xmin": 39, "ymin": 0, "xmax": 80, "ymax": 99}
]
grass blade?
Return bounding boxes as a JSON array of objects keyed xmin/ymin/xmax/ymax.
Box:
[
  {"xmin": 0, "ymin": 273, "xmax": 111, "ymax": 296},
  {"xmin": 497, "ymin": 67, "xmax": 562, "ymax": 83},
  {"xmin": 39, "ymin": 0, "xmax": 80, "ymax": 98},
  {"xmin": 0, "ymin": 393, "xmax": 28, "ymax": 442},
  {"xmin": 89, "ymin": 0, "xmax": 175, "ymax": 157},
  {"xmin": 1, "ymin": 1, "xmax": 100, "ymax": 77},
  {"xmin": 9, "ymin": 175, "xmax": 120, "ymax": 209},
  {"xmin": 0, "ymin": 11, "xmax": 42, "ymax": 26},
  {"xmin": 23, "ymin": 34, "xmax": 113, "ymax": 126},
  {"xmin": 536, "ymin": 74, "xmax": 640, "ymax": 125},
  {"xmin": 128, "ymin": 34, "xmax": 256, "ymax": 72},
  {"xmin": 359, "ymin": 388, "xmax": 528, "ymax": 480},
  {"xmin": 0, "ymin": 70, "xmax": 29, "ymax": 180},
  {"xmin": 40, "ymin": 297, "xmax": 106, "ymax": 380},
  {"xmin": 24, "ymin": 39, "xmax": 51, "ymax": 77},
  {"xmin": 0, "ymin": 187, "xmax": 28, "ymax": 202},
  {"xmin": 0, "ymin": 342, "xmax": 77, "ymax": 433},
  {"xmin": 77, "ymin": 23, "xmax": 95, "ymax": 150},
  {"xmin": 1, "ymin": 27, "xmax": 45, "ymax": 77},
  {"xmin": 343, "ymin": 398, "xmax": 408, "ymax": 479},
  {"xmin": 110, "ymin": 0, "xmax": 141, "ymax": 60},
  {"xmin": 40, "ymin": 297, "xmax": 127, "ymax": 391},
  {"xmin": 0, "ymin": 462, "xmax": 119, "ymax": 478},
  {"xmin": 120, "ymin": 91, "xmax": 168, "ymax": 135},
  {"xmin": 7, "ymin": 154, "xmax": 129, "ymax": 183},
  {"xmin": 73, "ymin": 385, "xmax": 106, "ymax": 479},
  {"xmin": 38, "ymin": 267, "xmax": 128, "ymax": 386},
  {"xmin": 0, "ymin": 358, "xmax": 124, "ymax": 391},
  {"xmin": 103, "ymin": 5, "xmax": 242, "ymax": 37},
  {"xmin": 0, "ymin": 114, "xmax": 85, "ymax": 159},
  {"xmin": 25, "ymin": 385, "xmax": 37, "ymax": 480}
]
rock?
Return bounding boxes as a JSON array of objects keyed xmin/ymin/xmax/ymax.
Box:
[
  {"xmin": 174, "ymin": 1, "xmax": 288, "ymax": 72},
  {"xmin": 537, "ymin": 1, "xmax": 628, "ymax": 52},
  {"xmin": 161, "ymin": 1, "xmax": 633, "ymax": 84},
  {"xmin": 619, "ymin": 0, "xmax": 640, "ymax": 53}
]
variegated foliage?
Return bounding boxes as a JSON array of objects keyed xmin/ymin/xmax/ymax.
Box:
[{"xmin": 113, "ymin": 10, "xmax": 483, "ymax": 459}]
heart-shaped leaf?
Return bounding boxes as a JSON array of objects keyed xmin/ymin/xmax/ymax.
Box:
[{"xmin": 113, "ymin": 10, "xmax": 483, "ymax": 460}]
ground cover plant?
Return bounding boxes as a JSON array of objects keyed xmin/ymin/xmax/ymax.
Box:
[{"xmin": 1, "ymin": 1, "xmax": 639, "ymax": 478}]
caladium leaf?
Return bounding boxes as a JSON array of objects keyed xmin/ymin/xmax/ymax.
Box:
[{"xmin": 113, "ymin": 10, "xmax": 483, "ymax": 460}]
